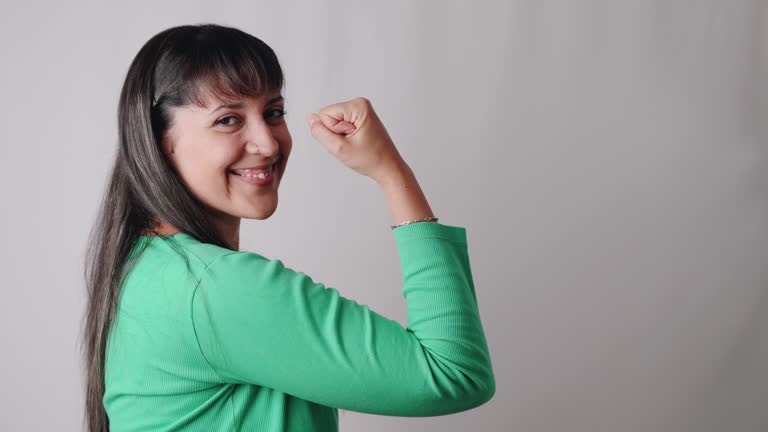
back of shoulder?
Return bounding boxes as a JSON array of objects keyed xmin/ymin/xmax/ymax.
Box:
[
  {"xmin": 135, "ymin": 235, "xmax": 246, "ymax": 277},
  {"xmin": 138, "ymin": 235, "xmax": 287, "ymax": 291},
  {"xmin": 176, "ymin": 236, "xmax": 273, "ymax": 274}
]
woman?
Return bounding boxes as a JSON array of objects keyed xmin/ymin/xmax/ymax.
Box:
[{"xmin": 82, "ymin": 23, "xmax": 495, "ymax": 432}]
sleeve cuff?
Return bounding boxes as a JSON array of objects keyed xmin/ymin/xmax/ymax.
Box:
[{"xmin": 392, "ymin": 221, "xmax": 467, "ymax": 243}]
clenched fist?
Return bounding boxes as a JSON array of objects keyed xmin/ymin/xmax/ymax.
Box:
[{"xmin": 307, "ymin": 97, "xmax": 406, "ymax": 184}]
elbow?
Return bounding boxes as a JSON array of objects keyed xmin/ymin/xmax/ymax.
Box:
[
  {"xmin": 412, "ymin": 368, "xmax": 495, "ymax": 416},
  {"xmin": 419, "ymin": 348, "xmax": 496, "ymax": 414},
  {"xmin": 456, "ymin": 350, "xmax": 497, "ymax": 411},
  {"xmin": 453, "ymin": 366, "xmax": 497, "ymax": 413},
  {"xmin": 476, "ymin": 374, "xmax": 496, "ymax": 406},
  {"xmin": 447, "ymin": 375, "xmax": 496, "ymax": 414},
  {"xmin": 466, "ymin": 368, "xmax": 495, "ymax": 409},
  {"xmin": 469, "ymin": 355, "xmax": 496, "ymax": 407}
]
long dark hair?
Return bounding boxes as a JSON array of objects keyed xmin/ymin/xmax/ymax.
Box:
[{"xmin": 80, "ymin": 23, "xmax": 284, "ymax": 432}]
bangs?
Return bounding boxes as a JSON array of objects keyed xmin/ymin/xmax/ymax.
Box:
[{"xmin": 168, "ymin": 27, "xmax": 284, "ymax": 109}]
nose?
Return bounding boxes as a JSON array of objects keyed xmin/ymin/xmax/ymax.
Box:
[{"xmin": 244, "ymin": 121, "xmax": 280, "ymax": 158}]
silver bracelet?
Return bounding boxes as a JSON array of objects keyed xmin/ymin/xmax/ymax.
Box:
[{"xmin": 390, "ymin": 216, "xmax": 439, "ymax": 230}]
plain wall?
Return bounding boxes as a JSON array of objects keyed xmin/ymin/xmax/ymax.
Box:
[{"xmin": 0, "ymin": 1, "xmax": 766, "ymax": 431}]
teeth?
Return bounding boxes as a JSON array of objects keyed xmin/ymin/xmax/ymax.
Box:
[
  {"xmin": 234, "ymin": 166, "xmax": 273, "ymax": 178},
  {"xmin": 241, "ymin": 171, "xmax": 270, "ymax": 179},
  {"xmin": 231, "ymin": 160, "xmax": 280, "ymax": 181}
]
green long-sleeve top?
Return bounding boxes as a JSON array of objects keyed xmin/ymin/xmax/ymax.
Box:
[{"xmin": 103, "ymin": 222, "xmax": 495, "ymax": 431}]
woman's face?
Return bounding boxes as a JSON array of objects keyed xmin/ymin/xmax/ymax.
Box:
[{"xmin": 162, "ymin": 90, "xmax": 292, "ymax": 223}]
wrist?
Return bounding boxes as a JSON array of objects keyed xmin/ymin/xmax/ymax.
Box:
[
  {"xmin": 390, "ymin": 216, "xmax": 439, "ymax": 230},
  {"xmin": 374, "ymin": 157, "xmax": 412, "ymax": 190}
]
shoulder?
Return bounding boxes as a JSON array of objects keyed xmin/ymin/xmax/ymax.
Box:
[
  {"xmin": 141, "ymin": 235, "xmax": 304, "ymax": 292},
  {"xmin": 170, "ymin": 235, "xmax": 277, "ymax": 275},
  {"xmin": 135, "ymin": 234, "xmax": 268, "ymax": 277}
]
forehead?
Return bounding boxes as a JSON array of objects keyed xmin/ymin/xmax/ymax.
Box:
[{"xmin": 188, "ymin": 86, "xmax": 283, "ymax": 114}]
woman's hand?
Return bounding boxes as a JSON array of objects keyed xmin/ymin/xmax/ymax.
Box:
[{"xmin": 307, "ymin": 97, "xmax": 406, "ymax": 184}]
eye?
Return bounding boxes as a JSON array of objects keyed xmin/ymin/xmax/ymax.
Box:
[
  {"xmin": 215, "ymin": 109, "xmax": 286, "ymax": 128},
  {"xmin": 266, "ymin": 108, "xmax": 287, "ymax": 122},
  {"xmin": 215, "ymin": 115, "xmax": 240, "ymax": 127}
]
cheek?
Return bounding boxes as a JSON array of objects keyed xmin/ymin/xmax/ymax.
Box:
[
  {"xmin": 178, "ymin": 161, "xmax": 219, "ymax": 196},
  {"xmin": 278, "ymin": 125, "xmax": 292, "ymax": 144},
  {"xmin": 276, "ymin": 128, "xmax": 293, "ymax": 157},
  {"xmin": 176, "ymin": 145, "xmax": 238, "ymax": 195}
]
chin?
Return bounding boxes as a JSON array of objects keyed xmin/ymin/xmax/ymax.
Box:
[{"xmin": 240, "ymin": 204, "xmax": 278, "ymax": 220}]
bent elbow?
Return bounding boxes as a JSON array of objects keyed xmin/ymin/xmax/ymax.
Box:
[
  {"xmin": 476, "ymin": 374, "xmax": 496, "ymax": 406},
  {"xmin": 464, "ymin": 371, "xmax": 495, "ymax": 411},
  {"xmin": 447, "ymin": 367, "xmax": 497, "ymax": 414}
]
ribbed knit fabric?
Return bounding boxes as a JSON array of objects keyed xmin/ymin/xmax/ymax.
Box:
[{"xmin": 103, "ymin": 222, "xmax": 494, "ymax": 431}]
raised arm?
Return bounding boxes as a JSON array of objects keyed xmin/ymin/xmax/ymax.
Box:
[{"xmin": 190, "ymin": 220, "xmax": 494, "ymax": 416}]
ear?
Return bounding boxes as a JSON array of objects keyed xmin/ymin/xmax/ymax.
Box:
[
  {"xmin": 158, "ymin": 135, "xmax": 181, "ymax": 174},
  {"xmin": 160, "ymin": 132, "xmax": 175, "ymax": 156}
]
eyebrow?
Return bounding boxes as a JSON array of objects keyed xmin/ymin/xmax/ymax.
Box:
[{"xmin": 209, "ymin": 95, "xmax": 284, "ymax": 114}]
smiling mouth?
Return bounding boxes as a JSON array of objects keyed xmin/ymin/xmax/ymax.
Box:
[
  {"xmin": 229, "ymin": 157, "xmax": 281, "ymax": 177},
  {"xmin": 228, "ymin": 158, "xmax": 282, "ymax": 185}
]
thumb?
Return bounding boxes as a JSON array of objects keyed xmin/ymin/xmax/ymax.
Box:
[{"xmin": 307, "ymin": 113, "xmax": 344, "ymax": 149}]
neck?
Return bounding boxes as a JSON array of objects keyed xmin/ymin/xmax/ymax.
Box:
[
  {"xmin": 143, "ymin": 213, "xmax": 241, "ymax": 251},
  {"xmin": 210, "ymin": 211, "xmax": 241, "ymax": 251}
]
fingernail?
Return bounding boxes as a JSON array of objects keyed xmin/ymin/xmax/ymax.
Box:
[{"xmin": 307, "ymin": 113, "xmax": 319, "ymax": 126}]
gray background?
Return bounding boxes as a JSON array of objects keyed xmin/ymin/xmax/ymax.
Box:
[{"xmin": 1, "ymin": 1, "xmax": 766, "ymax": 431}]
